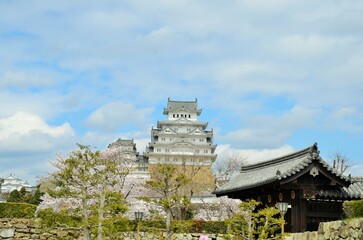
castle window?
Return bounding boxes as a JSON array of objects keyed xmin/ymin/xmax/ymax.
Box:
[
  {"xmin": 199, "ymin": 139, "xmax": 204, "ymax": 142},
  {"xmin": 189, "ymin": 114, "xmax": 191, "ymax": 118},
  {"xmin": 173, "ymin": 114, "xmax": 175, "ymax": 117},
  {"xmin": 177, "ymin": 114, "xmax": 179, "ymax": 117},
  {"xmin": 157, "ymin": 149, "xmax": 161, "ymax": 152},
  {"xmin": 161, "ymin": 137, "xmax": 165, "ymax": 141},
  {"xmin": 195, "ymin": 150, "xmax": 200, "ymax": 154},
  {"xmin": 165, "ymin": 149, "xmax": 170, "ymax": 152},
  {"xmin": 204, "ymin": 150, "xmax": 208, "ymax": 153}
]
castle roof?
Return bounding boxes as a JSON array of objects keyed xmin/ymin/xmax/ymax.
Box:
[
  {"xmin": 163, "ymin": 98, "xmax": 201, "ymax": 115},
  {"xmin": 108, "ymin": 138, "xmax": 136, "ymax": 149}
]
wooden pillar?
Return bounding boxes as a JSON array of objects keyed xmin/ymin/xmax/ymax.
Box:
[{"xmin": 299, "ymin": 190, "xmax": 307, "ymax": 232}]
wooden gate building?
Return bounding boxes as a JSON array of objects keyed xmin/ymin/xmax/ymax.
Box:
[{"xmin": 214, "ymin": 143, "xmax": 363, "ymax": 232}]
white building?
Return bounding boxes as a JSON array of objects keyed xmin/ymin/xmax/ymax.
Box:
[
  {"xmin": 145, "ymin": 98, "xmax": 217, "ymax": 167},
  {"xmin": 0, "ymin": 173, "xmax": 33, "ymax": 193},
  {"xmin": 107, "ymin": 138, "xmax": 150, "ymax": 179}
]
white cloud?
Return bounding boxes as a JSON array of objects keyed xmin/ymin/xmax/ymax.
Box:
[
  {"xmin": 214, "ymin": 62, "xmax": 277, "ymax": 82},
  {"xmin": 332, "ymin": 107, "xmax": 358, "ymax": 119},
  {"xmin": 278, "ymin": 35, "xmax": 354, "ymax": 58},
  {"xmin": 86, "ymin": 102, "xmax": 153, "ymax": 131},
  {"xmin": 348, "ymin": 163, "xmax": 363, "ymax": 177},
  {"xmin": 0, "ymin": 112, "xmax": 75, "ymax": 153},
  {"xmin": 219, "ymin": 105, "xmax": 319, "ymax": 148},
  {"xmin": 216, "ymin": 144, "xmax": 296, "ymax": 165},
  {"xmin": 1, "ymin": 71, "xmax": 54, "ymax": 88},
  {"xmin": 0, "ymin": 112, "xmax": 76, "ymax": 184}
]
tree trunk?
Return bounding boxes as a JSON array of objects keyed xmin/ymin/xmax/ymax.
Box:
[
  {"xmin": 166, "ymin": 207, "xmax": 172, "ymax": 240},
  {"xmin": 82, "ymin": 198, "xmax": 91, "ymax": 240},
  {"xmin": 165, "ymin": 178, "xmax": 172, "ymax": 240},
  {"xmin": 97, "ymin": 191, "xmax": 106, "ymax": 240},
  {"xmin": 82, "ymin": 227, "xmax": 91, "ymax": 240}
]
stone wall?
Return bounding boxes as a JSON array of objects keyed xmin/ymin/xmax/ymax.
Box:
[
  {"xmin": 286, "ymin": 218, "xmax": 363, "ymax": 240},
  {"xmin": 0, "ymin": 218, "xmax": 230, "ymax": 240},
  {"xmin": 0, "ymin": 218, "xmax": 82, "ymax": 239},
  {"xmin": 4, "ymin": 217, "xmax": 361, "ymax": 240}
]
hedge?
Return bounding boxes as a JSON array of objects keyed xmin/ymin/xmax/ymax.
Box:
[
  {"xmin": 105, "ymin": 219, "xmax": 226, "ymax": 234},
  {"xmin": 36, "ymin": 208, "xmax": 83, "ymax": 228},
  {"xmin": 0, "ymin": 202, "xmax": 36, "ymax": 218},
  {"xmin": 35, "ymin": 209, "xmax": 227, "ymax": 234},
  {"xmin": 343, "ymin": 199, "xmax": 363, "ymax": 218}
]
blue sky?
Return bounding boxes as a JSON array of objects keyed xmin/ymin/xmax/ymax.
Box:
[{"xmin": 1, "ymin": 0, "xmax": 363, "ymax": 184}]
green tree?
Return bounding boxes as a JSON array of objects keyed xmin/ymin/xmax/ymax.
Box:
[
  {"xmin": 49, "ymin": 144, "xmax": 128, "ymax": 240},
  {"xmin": 29, "ymin": 187, "xmax": 43, "ymax": 205},
  {"xmin": 229, "ymin": 199, "xmax": 282, "ymax": 240},
  {"xmin": 141, "ymin": 164, "xmax": 190, "ymax": 240},
  {"xmin": 7, "ymin": 189, "xmax": 23, "ymax": 202}
]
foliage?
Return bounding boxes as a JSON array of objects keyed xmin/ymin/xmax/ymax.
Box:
[
  {"xmin": 343, "ymin": 199, "xmax": 363, "ymax": 218},
  {"xmin": 48, "ymin": 144, "xmax": 129, "ymax": 240},
  {"xmin": 0, "ymin": 202, "xmax": 36, "ymax": 218},
  {"xmin": 7, "ymin": 189, "xmax": 23, "ymax": 202},
  {"xmin": 228, "ymin": 199, "xmax": 282, "ymax": 240},
  {"xmin": 171, "ymin": 220, "xmax": 194, "ymax": 233},
  {"xmin": 37, "ymin": 214, "xmax": 230, "ymax": 235},
  {"xmin": 37, "ymin": 208, "xmax": 83, "ymax": 229},
  {"xmin": 7, "ymin": 186, "xmax": 43, "ymax": 205},
  {"xmin": 140, "ymin": 219, "xmax": 226, "ymax": 234},
  {"xmin": 139, "ymin": 219, "xmax": 166, "ymax": 231},
  {"xmin": 141, "ymin": 164, "xmax": 191, "ymax": 240},
  {"xmin": 199, "ymin": 220, "xmax": 227, "ymax": 234}
]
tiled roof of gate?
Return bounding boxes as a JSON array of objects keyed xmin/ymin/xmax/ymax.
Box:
[
  {"xmin": 317, "ymin": 177, "xmax": 363, "ymax": 199},
  {"xmin": 215, "ymin": 143, "xmax": 350, "ymax": 195}
]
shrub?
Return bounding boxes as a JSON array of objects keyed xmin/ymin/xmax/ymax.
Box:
[
  {"xmin": 113, "ymin": 218, "xmax": 134, "ymax": 232},
  {"xmin": 172, "ymin": 220, "xmax": 194, "ymax": 233},
  {"xmin": 343, "ymin": 199, "xmax": 363, "ymax": 218},
  {"xmin": 139, "ymin": 220, "xmax": 166, "ymax": 232},
  {"xmin": 200, "ymin": 221, "xmax": 227, "ymax": 234},
  {"xmin": 0, "ymin": 202, "xmax": 36, "ymax": 218},
  {"xmin": 36, "ymin": 208, "xmax": 82, "ymax": 228}
]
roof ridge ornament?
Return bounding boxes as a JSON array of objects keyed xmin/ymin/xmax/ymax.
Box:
[{"xmin": 309, "ymin": 142, "xmax": 320, "ymax": 159}]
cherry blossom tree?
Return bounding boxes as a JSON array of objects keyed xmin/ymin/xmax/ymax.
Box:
[
  {"xmin": 47, "ymin": 144, "xmax": 128, "ymax": 240},
  {"xmin": 212, "ymin": 152, "xmax": 246, "ymax": 190}
]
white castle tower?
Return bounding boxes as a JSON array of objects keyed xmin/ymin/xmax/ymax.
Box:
[
  {"xmin": 146, "ymin": 98, "xmax": 217, "ymax": 166},
  {"xmin": 145, "ymin": 98, "xmax": 217, "ymax": 193}
]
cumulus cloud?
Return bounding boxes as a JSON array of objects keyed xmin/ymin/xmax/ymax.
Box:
[
  {"xmin": 0, "ymin": 112, "xmax": 75, "ymax": 153},
  {"xmin": 0, "ymin": 112, "xmax": 76, "ymax": 184},
  {"xmin": 86, "ymin": 102, "xmax": 153, "ymax": 132}
]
